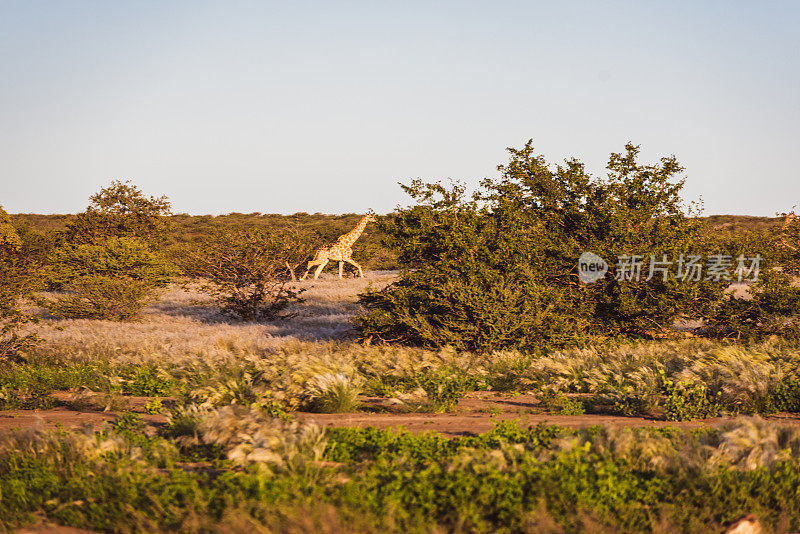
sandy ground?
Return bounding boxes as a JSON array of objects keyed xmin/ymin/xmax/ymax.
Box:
[{"xmin": 4, "ymin": 392, "xmax": 800, "ymax": 438}]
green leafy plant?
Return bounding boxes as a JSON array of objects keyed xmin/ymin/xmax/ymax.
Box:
[
  {"xmin": 419, "ymin": 370, "xmax": 471, "ymax": 412},
  {"xmin": 770, "ymin": 380, "xmax": 800, "ymax": 413},
  {"xmin": 45, "ymin": 234, "xmax": 176, "ymax": 321},
  {"xmin": 540, "ymin": 390, "xmax": 585, "ymax": 415},
  {"xmin": 144, "ymin": 398, "xmax": 164, "ymax": 415},
  {"xmin": 113, "ymin": 411, "xmax": 146, "ymax": 433},
  {"xmin": 704, "ymin": 269, "xmax": 800, "ymax": 341},
  {"xmin": 610, "ymin": 395, "xmax": 650, "ymax": 417},
  {"xmin": 46, "ymin": 275, "xmax": 156, "ymax": 321},
  {"xmin": 358, "ymin": 141, "xmax": 727, "ymax": 352},
  {"xmin": 63, "ymin": 180, "xmax": 172, "ymax": 245},
  {"xmin": 125, "ymin": 366, "xmax": 174, "ymax": 397},
  {"xmin": 44, "ymin": 182, "xmax": 176, "ymax": 321},
  {"xmin": 664, "ymin": 380, "xmax": 724, "ymax": 421},
  {"xmin": 0, "ymin": 386, "xmax": 56, "ymax": 410}
]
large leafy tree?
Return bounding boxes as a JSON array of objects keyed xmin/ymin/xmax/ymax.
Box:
[
  {"xmin": 358, "ymin": 141, "xmax": 730, "ymax": 352},
  {"xmin": 46, "ymin": 181, "xmax": 177, "ymax": 320}
]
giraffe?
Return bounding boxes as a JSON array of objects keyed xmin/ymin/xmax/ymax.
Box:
[
  {"xmin": 301, "ymin": 211, "xmax": 377, "ymax": 280},
  {"xmin": 778, "ymin": 210, "xmax": 798, "ymax": 251}
]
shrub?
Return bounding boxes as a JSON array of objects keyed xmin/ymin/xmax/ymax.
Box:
[
  {"xmin": 181, "ymin": 225, "xmax": 314, "ymax": 321},
  {"xmin": 0, "ymin": 206, "xmax": 39, "ymax": 361},
  {"xmin": 0, "ymin": 206, "xmax": 22, "ymax": 250},
  {"xmin": 419, "ymin": 369, "xmax": 471, "ymax": 412},
  {"xmin": 144, "ymin": 398, "xmax": 164, "ymax": 414},
  {"xmin": 45, "ymin": 237, "xmax": 175, "ymax": 320},
  {"xmin": 46, "ymin": 275, "xmax": 155, "ymax": 320},
  {"xmin": 609, "ymin": 393, "xmax": 651, "ymax": 417},
  {"xmin": 540, "ymin": 391, "xmax": 585, "ymax": 415},
  {"xmin": 357, "ymin": 141, "xmax": 727, "ymax": 352},
  {"xmin": 703, "ymin": 269, "xmax": 800, "ymax": 341},
  {"xmin": 770, "ymin": 380, "xmax": 800, "ymax": 413},
  {"xmin": 113, "ymin": 411, "xmax": 146, "ymax": 433},
  {"xmin": 124, "ymin": 365, "xmax": 174, "ymax": 397},
  {"xmin": 664, "ymin": 380, "xmax": 723, "ymax": 421},
  {"xmin": 47, "ymin": 236, "xmax": 175, "ymax": 288},
  {"xmin": 42, "ymin": 182, "xmax": 176, "ymax": 320},
  {"xmin": 63, "ymin": 180, "xmax": 172, "ymax": 245},
  {"xmin": 0, "ymin": 386, "xmax": 57, "ymax": 410}
]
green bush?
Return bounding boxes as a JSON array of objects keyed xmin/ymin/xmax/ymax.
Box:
[
  {"xmin": 357, "ymin": 141, "xmax": 727, "ymax": 352},
  {"xmin": 0, "ymin": 206, "xmax": 39, "ymax": 362},
  {"xmin": 540, "ymin": 390, "xmax": 586, "ymax": 415},
  {"xmin": 45, "ymin": 236, "xmax": 176, "ymax": 320},
  {"xmin": 46, "ymin": 275, "xmax": 155, "ymax": 320},
  {"xmin": 63, "ymin": 180, "xmax": 172, "ymax": 245},
  {"xmin": 113, "ymin": 411, "xmax": 146, "ymax": 433},
  {"xmin": 47, "ymin": 236, "xmax": 175, "ymax": 288},
  {"xmin": 771, "ymin": 380, "xmax": 800, "ymax": 413},
  {"xmin": 664, "ymin": 380, "xmax": 723, "ymax": 421},
  {"xmin": 4, "ymin": 421, "xmax": 800, "ymax": 532},
  {"xmin": 704, "ymin": 269, "xmax": 800, "ymax": 341},
  {"xmin": 0, "ymin": 206, "xmax": 22, "ymax": 250},
  {"xmin": 144, "ymin": 398, "xmax": 164, "ymax": 414},
  {"xmin": 42, "ymin": 182, "xmax": 176, "ymax": 321},
  {"xmin": 124, "ymin": 365, "xmax": 174, "ymax": 397},
  {"xmin": 0, "ymin": 361, "xmax": 113, "ymax": 391},
  {"xmin": 419, "ymin": 369, "xmax": 471, "ymax": 412},
  {"xmin": 0, "ymin": 385, "xmax": 57, "ymax": 410}
]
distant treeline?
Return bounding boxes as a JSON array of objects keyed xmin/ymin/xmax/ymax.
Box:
[
  {"xmin": 11, "ymin": 211, "xmax": 788, "ymax": 237},
  {"xmin": 10, "ymin": 212, "xmax": 400, "ymax": 271}
]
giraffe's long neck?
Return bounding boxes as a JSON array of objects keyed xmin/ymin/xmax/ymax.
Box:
[
  {"xmin": 337, "ymin": 214, "xmax": 370, "ymax": 247},
  {"xmin": 782, "ymin": 212, "xmax": 797, "ymax": 232},
  {"xmin": 778, "ymin": 211, "xmax": 798, "ymax": 251}
]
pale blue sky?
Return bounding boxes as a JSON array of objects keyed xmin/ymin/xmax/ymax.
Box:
[{"xmin": 1, "ymin": 1, "xmax": 798, "ymax": 216}]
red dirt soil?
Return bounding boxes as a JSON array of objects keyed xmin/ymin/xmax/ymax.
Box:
[{"xmin": 2, "ymin": 392, "xmax": 800, "ymax": 438}]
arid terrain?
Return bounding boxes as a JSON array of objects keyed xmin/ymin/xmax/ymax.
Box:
[{"xmin": 3, "ymin": 270, "xmax": 798, "ymax": 437}]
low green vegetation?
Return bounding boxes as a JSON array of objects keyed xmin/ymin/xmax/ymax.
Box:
[{"xmin": 3, "ymin": 417, "xmax": 800, "ymax": 532}]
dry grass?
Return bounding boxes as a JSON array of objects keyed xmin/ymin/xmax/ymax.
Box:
[
  {"xmin": 25, "ymin": 271, "xmax": 398, "ymax": 365},
  {"xmin": 15, "ymin": 269, "xmax": 800, "ymax": 420}
]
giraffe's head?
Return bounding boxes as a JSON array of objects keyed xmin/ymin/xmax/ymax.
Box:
[{"xmin": 365, "ymin": 209, "xmax": 377, "ymax": 223}]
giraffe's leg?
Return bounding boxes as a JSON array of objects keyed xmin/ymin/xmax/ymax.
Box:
[
  {"xmin": 300, "ymin": 260, "xmax": 319, "ymax": 281},
  {"xmin": 338, "ymin": 261, "xmax": 344, "ymax": 279},
  {"xmin": 312, "ymin": 259, "xmax": 329, "ymax": 280},
  {"xmin": 344, "ymin": 258, "xmax": 364, "ymax": 278}
]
